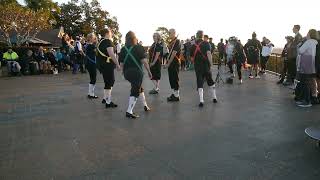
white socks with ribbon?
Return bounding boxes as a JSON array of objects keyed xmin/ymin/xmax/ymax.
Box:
[
  {"xmin": 198, "ymin": 88, "xmax": 204, "ymax": 103},
  {"xmin": 127, "ymin": 96, "xmax": 137, "ymax": 114},
  {"xmin": 104, "ymin": 88, "xmax": 112, "ymax": 104},
  {"xmin": 140, "ymin": 92, "xmax": 148, "ymax": 106},
  {"xmin": 209, "ymin": 84, "xmax": 217, "ymax": 100},
  {"xmin": 88, "ymin": 84, "xmax": 96, "ymax": 96}
]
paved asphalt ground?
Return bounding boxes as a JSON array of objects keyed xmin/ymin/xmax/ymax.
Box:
[{"xmin": 0, "ymin": 67, "xmax": 320, "ymax": 180}]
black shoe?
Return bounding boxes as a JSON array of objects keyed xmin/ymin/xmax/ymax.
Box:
[
  {"xmin": 213, "ymin": 99, "xmax": 218, "ymax": 103},
  {"xmin": 199, "ymin": 102, "xmax": 204, "ymax": 107},
  {"xmin": 102, "ymin": 99, "xmax": 106, "ymax": 104},
  {"xmin": 311, "ymin": 97, "xmax": 320, "ymax": 105},
  {"xmin": 126, "ymin": 112, "xmax": 139, "ymax": 119},
  {"xmin": 167, "ymin": 94, "xmax": 180, "ymax": 102},
  {"xmin": 106, "ymin": 102, "xmax": 118, "ymax": 108},
  {"xmin": 277, "ymin": 79, "xmax": 284, "ymax": 84},
  {"xmin": 88, "ymin": 95, "xmax": 98, "ymax": 99},
  {"xmin": 144, "ymin": 106, "xmax": 151, "ymax": 112}
]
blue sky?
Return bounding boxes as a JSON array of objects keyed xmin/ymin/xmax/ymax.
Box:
[{"xmin": 18, "ymin": 0, "xmax": 320, "ymax": 47}]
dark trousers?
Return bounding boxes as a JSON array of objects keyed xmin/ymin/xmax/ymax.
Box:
[
  {"xmin": 124, "ymin": 68, "xmax": 143, "ymax": 97},
  {"xmin": 300, "ymin": 76, "xmax": 313, "ymax": 103},
  {"xmin": 280, "ymin": 60, "xmax": 289, "ymax": 81},
  {"xmin": 168, "ymin": 62, "xmax": 180, "ymax": 90},
  {"xmin": 86, "ymin": 63, "xmax": 97, "ymax": 84},
  {"xmin": 287, "ymin": 58, "xmax": 297, "ymax": 82},
  {"xmin": 195, "ymin": 70, "xmax": 214, "ymax": 88},
  {"xmin": 228, "ymin": 61, "xmax": 242, "ymax": 80},
  {"xmin": 101, "ymin": 67, "xmax": 115, "ymax": 89},
  {"xmin": 260, "ymin": 56, "xmax": 270, "ymax": 71}
]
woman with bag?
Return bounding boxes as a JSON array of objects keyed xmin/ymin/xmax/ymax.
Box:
[{"xmin": 119, "ymin": 31, "xmax": 153, "ymax": 119}]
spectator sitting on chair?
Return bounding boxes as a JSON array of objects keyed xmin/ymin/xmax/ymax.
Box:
[
  {"xmin": 2, "ymin": 48, "xmax": 21, "ymax": 76},
  {"xmin": 35, "ymin": 46, "xmax": 51, "ymax": 74},
  {"xmin": 20, "ymin": 50, "xmax": 34, "ymax": 75}
]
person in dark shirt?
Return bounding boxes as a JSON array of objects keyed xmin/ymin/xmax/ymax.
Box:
[
  {"xmin": 184, "ymin": 39, "xmax": 192, "ymax": 69},
  {"xmin": 244, "ymin": 32, "xmax": 262, "ymax": 78},
  {"xmin": 209, "ymin": 38, "xmax": 215, "ymax": 53},
  {"xmin": 233, "ymin": 38, "xmax": 246, "ymax": 83},
  {"xmin": 278, "ymin": 36, "xmax": 294, "ymax": 84},
  {"xmin": 149, "ymin": 32, "xmax": 163, "ymax": 94},
  {"xmin": 119, "ymin": 31, "xmax": 152, "ymax": 119},
  {"xmin": 85, "ymin": 33, "xmax": 98, "ymax": 99},
  {"xmin": 165, "ymin": 29, "xmax": 181, "ymax": 102},
  {"xmin": 284, "ymin": 25, "xmax": 303, "ymax": 85},
  {"xmin": 97, "ymin": 28, "xmax": 121, "ymax": 108},
  {"xmin": 190, "ymin": 30, "xmax": 218, "ymax": 107},
  {"xmin": 217, "ymin": 39, "xmax": 225, "ymax": 66}
]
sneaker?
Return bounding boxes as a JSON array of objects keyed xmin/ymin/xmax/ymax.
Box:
[
  {"xmin": 88, "ymin": 95, "xmax": 98, "ymax": 99},
  {"xmin": 255, "ymin": 75, "xmax": 261, "ymax": 79},
  {"xmin": 126, "ymin": 112, "xmax": 139, "ymax": 119},
  {"xmin": 167, "ymin": 94, "xmax": 180, "ymax": 102},
  {"xmin": 240, "ymin": 79, "xmax": 243, "ymax": 84},
  {"xmin": 213, "ymin": 99, "xmax": 218, "ymax": 103},
  {"xmin": 149, "ymin": 89, "xmax": 159, "ymax": 94},
  {"xmin": 144, "ymin": 106, "xmax": 151, "ymax": 111},
  {"xmin": 199, "ymin": 102, "xmax": 204, "ymax": 108},
  {"xmin": 102, "ymin": 99, "xmax": 106, "ymax": 104},
  {"xmin": 249, "ymin": 75, "xmax": 254, "ymax": 79},
  {"xmin": 106, "ymin": 102, "xmax": 118, "ymax": 108},
  {"xmin": 297, "ymin": 102, "xmax": 312, "ymax": 108}
]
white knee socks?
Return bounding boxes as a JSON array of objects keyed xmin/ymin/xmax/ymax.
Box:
[
  {"xmin": 88, "ymin": 84, "xmax": 96, "ymax": 96},
  {"xmin": 209, "ymin": 85, "xmax": 217, "ymax": 100},
  {"xmin": 127, "ymin": 96, "xmax": 137, "ymax": 114},
  {"xmin": 174, "ymin": 90, "xmax": 180, "ymax": 97},
  {"xmin": 104, "ymin": 88, "xmax": 112, "ymax": 104},
  {"xmin": 140, "ymin": 92, "xmax": 148, "ymax": 106},
  {"xmin": 198, "ymin": 88, "xmax": 204, "ymax": 103}
]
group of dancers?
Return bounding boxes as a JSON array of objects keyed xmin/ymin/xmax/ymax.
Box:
[{"xmin": 84, "ymin": 28, "xmax": 218, "ymax": 118}]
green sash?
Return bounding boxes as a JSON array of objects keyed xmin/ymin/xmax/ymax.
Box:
[{"xmin": 124, "ymin": 46, "xmax": 144, "ymax": 73}]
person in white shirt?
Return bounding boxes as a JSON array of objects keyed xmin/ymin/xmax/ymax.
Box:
[{"xmin": 260, "ymin": 37, "xmax": 274, "ymax": 74}]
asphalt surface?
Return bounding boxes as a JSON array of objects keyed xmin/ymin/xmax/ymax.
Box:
[{"xmin": 0, "ymin": 67, "xmax": 320, "ymax": 180}]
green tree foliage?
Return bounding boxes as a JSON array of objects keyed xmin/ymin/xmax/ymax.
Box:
[
  {"xmin": 0, "ymin": 3, "xmax": 50, "ymax": 46},
  {"xmin": 55, "ymin": 0, "xmax": 121, "ymax": 42},
  {"xmin": 0, "ymin": 0, "xmax": 18, "ymax": 4}
]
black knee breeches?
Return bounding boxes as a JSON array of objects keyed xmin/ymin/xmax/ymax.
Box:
[
  {"xmin": 86, "ymin": 63, "xmax": 97, "ymax": 84},
  {"xmin": 168, "ymin": 62, "xmax": 180, "ymax": 90},
  {"xmin": 124, "ymin": 68, "xmax": 143, "ymax": 97}
]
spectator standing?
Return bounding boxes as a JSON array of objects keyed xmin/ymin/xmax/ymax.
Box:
[
  {"xmin": 295, "ymin": 29, "xmax": 318, "ymax": 107},
  {"xmin": 260, "ymin": 37, "xmax": 274, "ymax": 74},
  {"xmin": 278, "ymin": 36, "xmax": 294, "ymax": 84},
  {"xmin": 285, "ymin": 25, "xmax": 303, "ymax": 85}
]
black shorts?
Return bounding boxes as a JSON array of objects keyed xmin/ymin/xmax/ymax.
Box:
[
  {"xmin": 247, "ymin": 55, "xmax": 259, "ymax": 65},
  {"xmin": 150, "ymin": 62, "xmax": 161, "ymax": 80}
]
